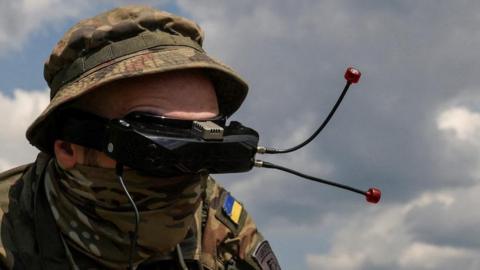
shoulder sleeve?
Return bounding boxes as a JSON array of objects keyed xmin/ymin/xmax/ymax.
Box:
[
  {"xmin": 0, "ymin": 163, "xmax": 32, "ymax": 269},
  {"xmin": 200, "ymin": 177, "xmax": 280, "ymax": 270}
]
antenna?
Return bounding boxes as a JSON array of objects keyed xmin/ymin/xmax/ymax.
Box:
[
  {"xmin": 257, "ymin": 67, "xmax": 362, "ymax": 155},
  {"xmin": 254, "ymin": 67, "xmax": 381, "ymax": 204}
]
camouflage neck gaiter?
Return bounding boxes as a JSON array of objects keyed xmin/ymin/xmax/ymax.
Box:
[{"xmin": 44, "ymin": 160, "xmax": 206, "ymax": 269}]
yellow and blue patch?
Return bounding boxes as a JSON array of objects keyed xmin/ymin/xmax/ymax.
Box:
[{"xmin": 222, "ymin": 193, "xmax": 243, "ymax": 225}]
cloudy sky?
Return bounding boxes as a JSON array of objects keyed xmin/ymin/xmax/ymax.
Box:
[{"xmin": 1, "ymin": 0, "xmax": 480, "ymax": 269}]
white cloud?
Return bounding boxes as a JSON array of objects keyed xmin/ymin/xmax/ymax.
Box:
[
  {"xmin": 0, "ymin": 158, "xmax": 13, "ymax": 172},
  {"xmin": 305, "ymin": 189, "xmax": 480, "ymax": 270},
  {"xmin": 399, "ymin": 243, "xmax": 477, "ymax": 269},
  {"xmin": 305, "ymin": 107, "xmax": 480, "ymax": 270},
  {"xmin": 0, "ymin": 0, "xmax": 90, "ymax": 54},
  {"xmin": 0, "ymin": 0, "xmax": 172, "ymax": 54},
  {"xmin": 0, "ymin": 89, "xmax": 49, "ymax": 171},
  {"xmin": 437, "ymin": 106, "xmax": 480, "ymax": 142},
  {"xmin": 436, "ymin": 106, "xmax": 480, "ymax": 179}
]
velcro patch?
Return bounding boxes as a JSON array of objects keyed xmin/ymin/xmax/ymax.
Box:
[
  {"xmin": 252, "ymin": 240, "xmax": 281, "ymax": 270},
  {"xmin": 222, "ymin": 193, "xmax": 243, "ymax": 224}
]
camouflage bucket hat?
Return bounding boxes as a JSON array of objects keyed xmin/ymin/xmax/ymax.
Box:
[{"xmin": 26, "ymin": 5, "xmax": 248, "ymax": 153}]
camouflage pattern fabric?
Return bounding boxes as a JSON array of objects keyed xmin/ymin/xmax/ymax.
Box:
[
  {"xmin": 26, "ymin": 5, "xmax": 248, "ymax": 153},
  {"xmin": 43, "ymin": 5, "xmax": 205, "ymax": 84},
  {"xmin": 0, "ymin": 164, "xmax": 32, "ymax": 269},
  {"xmin": 200, "ymin": 177, "xmax": 267, "ymax": 270},
  {"xmin": 0, "ymin": 156, "xmax": 277, "ymax": 269},
  {"xmin": 44, "ymin": 160, "xmax": 206, "ymax": 269}
]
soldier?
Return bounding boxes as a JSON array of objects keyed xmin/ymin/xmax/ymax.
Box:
[{"xmin": 0, "ymin": 5, "xmax": 280, "ymax": 270}]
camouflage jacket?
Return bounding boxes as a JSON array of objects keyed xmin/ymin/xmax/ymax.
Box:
[{"xmin": 0, "ymin": 153, "xmax": 280, "ymax": 270}]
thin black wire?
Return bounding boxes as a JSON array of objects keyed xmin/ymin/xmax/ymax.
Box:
[
  {"xmin": 116, "ymin": 163, "xmax": 140, "ymax": 270},
  {"xmin": 259, "ymin": 160, "xmax": 366, "ymax": 196},
  {"xmin": 264, "ymin": 82, "xmax": 351, "ymax": 154}
]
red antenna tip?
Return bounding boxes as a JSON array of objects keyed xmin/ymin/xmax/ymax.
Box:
[
  {"xmin": 366, "ymin": 187, "xmax": 381, "ymax": 204},
  {"xmin": 345, "ymin": 67, "xmax": 361, "ymax": 84}
]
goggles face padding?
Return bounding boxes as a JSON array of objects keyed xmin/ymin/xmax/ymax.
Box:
[{"xmin": 58, "ymin": 109, "xmax": 259, "ymax": 176}]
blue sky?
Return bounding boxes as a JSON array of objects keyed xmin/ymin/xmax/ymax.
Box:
[{"xmin": 2, "ymin": 1, "xmax": 480, "ymax": 269}]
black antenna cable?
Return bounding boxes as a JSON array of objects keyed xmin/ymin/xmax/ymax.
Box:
[
  {"xmin": 257, "ymin": 67, "xmax": 362, "ymax": 155},
  {"xmin": 255, "ymin": 160, "xmax": 381, "ymax": 203}
]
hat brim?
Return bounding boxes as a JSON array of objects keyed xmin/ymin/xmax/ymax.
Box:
[{"xmin": 26, "ymin": 47, "xmax": 248, "ymax": 153}]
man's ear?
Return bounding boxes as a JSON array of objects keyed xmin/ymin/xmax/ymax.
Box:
[{"xmin": 53, "ymin": 140, "xmax": 83, "ymax": 169}]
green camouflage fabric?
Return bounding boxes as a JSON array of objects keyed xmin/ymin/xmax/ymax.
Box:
[
  {"xmin": 0, "ymin": 155, "xmax": 271, "ymax": 270},
  {"xmin": 26, "ymin": 5, "xmax": 248, "ymax": 153},
  {"xmin": 200, "ymin": 177, "xmax": 265, "ymax": 269},
  {"xmin": 0, "ymin": 164, "xmax": 31, "ymax": 269},
  {"xmin": 44, "ymin": 160, "xmax": 206, "ymax": 269}
]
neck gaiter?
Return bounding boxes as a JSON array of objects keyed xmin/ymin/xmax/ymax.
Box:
[{"xmin": 44, "ymin": 160, "xmax": 206, "ymax": 268}]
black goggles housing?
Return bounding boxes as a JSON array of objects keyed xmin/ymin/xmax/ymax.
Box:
[{"xmin": 57, "ymin": 108, "xmax": 259, "ymax": 176}]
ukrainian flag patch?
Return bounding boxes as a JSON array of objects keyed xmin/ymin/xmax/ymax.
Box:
[{"xmin": 223, "ymin": 193, "xmax": 243, "ymax": 225}]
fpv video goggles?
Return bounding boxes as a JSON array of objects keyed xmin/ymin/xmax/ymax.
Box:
[{"xmin": 58, "ymin": 108, "xmax": 259, "ymax": 176}]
